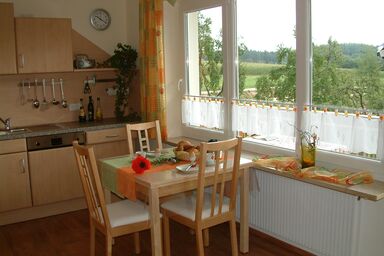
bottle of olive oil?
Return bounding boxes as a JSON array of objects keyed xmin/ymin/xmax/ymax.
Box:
[
  {"xmin": 78, "ymin": 98, "xmax": 86, "ymax": 122},
  {"xmin": 95, "ymin": 97, "xmax": 103, "ymax": 121},
  {"xmin": 87, "ymin": 96, "xmax": 94, "ymax": 122}
]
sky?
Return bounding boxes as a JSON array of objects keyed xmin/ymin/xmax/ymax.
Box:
[{"xmin": 201, "ymin": 0, "xmax": 384, "ymax": 52}]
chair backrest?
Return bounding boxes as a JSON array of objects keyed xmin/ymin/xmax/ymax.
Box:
[
  {"xmin": 72, "ymin": 141, "xmax": 111, "ymax": 229},
  {"xmin": 195, "ymin": 137, "xmax": 242, "ymax": 221},
  {"xmin": 126, "ymin": 120, "xmax": 163, "ymax": 153}
]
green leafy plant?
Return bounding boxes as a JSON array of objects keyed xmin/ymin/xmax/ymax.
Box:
[{"xmin": 104, "ymin": 43, "xmax": 138, "ymax": 119}]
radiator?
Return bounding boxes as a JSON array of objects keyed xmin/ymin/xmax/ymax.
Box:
[{"xmin": 238, "ymin": 169, "xmax": 360, "ymax": 256}]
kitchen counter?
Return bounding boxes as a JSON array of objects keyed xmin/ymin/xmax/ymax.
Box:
[{"xmin": 0, "ymin": 118, "xmax": 132, "ymax": 141}]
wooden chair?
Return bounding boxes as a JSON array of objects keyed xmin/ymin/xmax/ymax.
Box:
[
  {"xmin": 126, "ymin": 120, "xmax": 163, "ymax": 153},
  {"xmin": 72, "ymin": 141, "xmax": 151, "ymax": 256},
  {"xmin": 161, "ymin": 137, "xmax": 242, "ymax": 256}
]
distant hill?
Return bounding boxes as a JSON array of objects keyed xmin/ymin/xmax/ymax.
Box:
[
  {"xmin": 240, "ymin": 50, "xmax": 277, "ymax": 63},
  {"xmin": 339, "ymin": 43, "xmax": 377, "ymax": 68},
  {"xmin": 240, "ymin": 43, "xmax": 378, "ymax": 69}
]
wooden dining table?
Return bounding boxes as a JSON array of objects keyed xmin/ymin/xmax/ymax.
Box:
[{"xmin": 99, "ymin": 153, "xmax": 254, "ymax": 256}]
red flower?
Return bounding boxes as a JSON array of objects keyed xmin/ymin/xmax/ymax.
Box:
[{"xmin": 132, "ymin": 155, "xmax": 151, "ymax": 174}]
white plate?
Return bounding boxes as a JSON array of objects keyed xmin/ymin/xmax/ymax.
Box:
[{"xmin": 176, "ymin": 164, "xmax": 198, "ymax": 174}]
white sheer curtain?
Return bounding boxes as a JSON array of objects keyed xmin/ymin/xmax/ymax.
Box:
[
  {"xmin": 182, "ymin": 96, "xmax": 224, "ymax": 130},
  {"xmin": 232, "ymin": 101, "xmax": 296, "ymax": 149},
  {"xmin": 303, "ymin": 110, "xmax": 384, "ymax": 159},
  {"xmin": 232, "ymin": 102, "xmax": 296, "ymax": 138},
  {"xmin": 231, "ymin": 100, "xmax": 384, "ymax": 160}
]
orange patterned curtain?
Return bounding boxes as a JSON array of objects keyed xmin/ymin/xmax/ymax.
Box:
[{"xmin": 139, "ymin": 0, "xmax": 168, "ymax": 140}]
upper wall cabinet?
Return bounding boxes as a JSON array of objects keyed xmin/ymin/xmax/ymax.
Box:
[
  {"xmin": 0, "ymin": 3, "xmax": 17, "ymax": 75},
  {"xmin": 15, "ymin": 18, "xmax": 73, "ymax": 74}
]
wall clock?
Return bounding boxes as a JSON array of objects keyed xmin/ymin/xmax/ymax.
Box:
[{"xmin": 90, "ymin": 9, "xmax": 111, "ymax": 31}]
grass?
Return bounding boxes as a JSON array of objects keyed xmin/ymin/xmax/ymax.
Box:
[
  {"xmin": 201, "ymin": 61, "xmax": 384, "ymax": 93},
  {"xmin": 241, "ymin": 62, "xmax": 281, "ymax": 89},
  {"xmin": 242, "ymin": 62, "xmax": 282, "ymax": 76}
]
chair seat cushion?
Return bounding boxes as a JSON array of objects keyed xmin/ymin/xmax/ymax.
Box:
[
  {"xmin": 161, "ymin": 193, "xmax": 230, "ymax": 221},
  {"xmin": 106, "ymin": 200, "xmax": 150, "ymax": 228}
]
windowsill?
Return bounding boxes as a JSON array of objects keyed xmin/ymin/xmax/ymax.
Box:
[
  {"xmin": 252, "ymin": 161, "xmax": 384, "ymax": 201},
  {"xmin": 166, "ymin": 136, "xmax": 384, "ymax": 201}
]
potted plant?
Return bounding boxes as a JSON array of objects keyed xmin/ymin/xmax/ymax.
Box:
[{"xmin": 104, "ymin": 43, "xmax": 139, "ymax": 120}]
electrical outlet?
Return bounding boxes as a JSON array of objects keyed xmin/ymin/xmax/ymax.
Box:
[{"xmin": 69, "ymin": 103, "xmax": 81, "ymax": 111}]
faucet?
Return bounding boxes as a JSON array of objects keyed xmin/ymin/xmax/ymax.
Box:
[{"xmin": 0, "ymin": 117, "xmax": 11, "ymax": 131}]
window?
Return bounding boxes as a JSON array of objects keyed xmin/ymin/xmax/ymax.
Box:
[
  {"xmin": 182, "ymin": 6, "xmax": 225, "ymax": 130},
  {"xmin": 179, "ymin": 0, "xmax": 384, "ymax": 174},
  {"xmin": 309, "ymin": 0, "xmax": 384, "ymax": 159},
  {"xmin": 232, "ymin": 0, "xmax": 297, "ymax": 150}
]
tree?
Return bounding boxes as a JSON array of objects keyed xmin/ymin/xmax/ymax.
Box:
[
  {"xmin": 342, "ymin": 49, "xmax": 383, "ymax": 110},
  {"xmin": 254, "ymin": 45, "xmax": 296, "ymax": 102},
  {"xmin": 312, "ymin": 38, "xmax": 344, "ymax": 105},
  {"xmin": 198, "ymin": 14, "xmax": 222, "ymax": 96},
  {"xmin": 252, "ymin": 38, "xmax": 384, "ymax": 112},
  {"xmin": 197, "ymin": 14, "xmax": 247, "ymax": 97}
]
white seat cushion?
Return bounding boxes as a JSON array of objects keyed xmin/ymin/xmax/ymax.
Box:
[
  {"xmin": 104, "ymin": 200, "xmax": 150, "ymax": 228},
  {"xmin": 161, "ymin": 193, "xmax": 230, "ymax": 221}
]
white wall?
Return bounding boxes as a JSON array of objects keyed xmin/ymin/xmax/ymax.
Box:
[
  {"xmin": 9, "ymin": 0, "xmax": 132, "ymax": 54},
  {"xmin": 357, "ymin": 199, "xmax": 384, "ymax": 256}
]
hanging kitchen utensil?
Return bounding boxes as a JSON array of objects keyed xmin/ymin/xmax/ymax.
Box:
[
  {"xmin": 27, "ymin": 80, "xmax": 33, "ymax": 102},
  {"xmin": 33, "ymin": 79, "xmax": 40, "ymax": 108},
  {"xmin": 51, "ymin": 78, "xmax": 59, "ymax": 105},
  {"xmin": 59, "ymin": 78, "xmax": 67, "ymax": 108},
  {"xmin": 40, "ymin": 79, "xmax": 48, "ymax": 110},
  {"xmin": 83, "ymin": 77, "xmax": 91, "ymax": 94}
]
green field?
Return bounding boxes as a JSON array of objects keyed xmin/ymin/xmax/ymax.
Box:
[
  {"xmin": 242, "ymin": 62, "xmax": 282, "ymax": 89},
  {"xmin": 242, "ymin": 62, "xmax": 384, "ymax": 89}
]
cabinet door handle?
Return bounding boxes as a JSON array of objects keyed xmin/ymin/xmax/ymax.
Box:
[
  {"xmin": 105, "ymin": 135, "xmax": 119, "ymax": 138},
  {"xmin": 19, "ymin": 54, "xmax": 25, "ymax": 68},
  {"xmin": 19, "ymin": 158, "xmax": 26, "ymax": 174}
]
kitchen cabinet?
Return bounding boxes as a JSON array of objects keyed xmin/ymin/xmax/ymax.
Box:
[
  {"xmin": 0, "ymin": 139, "xmax": 32, "ymax": 212},
  {"xmin": 28, "ymin": 146, "xmax": 83, "ymax": 206},
  {"xmin": 15, "ymin": 18, "xmax": 73, "ymax": 74},
  {"xmin": 86, "ymin": 127, "xmax": 129, "ymax": 160},
  {"xmin": 0, "ymin": 3, "xmax": 17, "ymax": 75}
]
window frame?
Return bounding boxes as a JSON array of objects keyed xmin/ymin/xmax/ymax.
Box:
[
  {"xmin": 179, "ymin": 0, "xmax": 384, "ymax": 180},
  {"xmin": 180, "ymin": 0, "xmax": 231, "ymax": 141}
]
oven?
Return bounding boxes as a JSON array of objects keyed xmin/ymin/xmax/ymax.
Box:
[{"xmin": 26, "ymin": 132, "xmax": 85, "ymax": 205}]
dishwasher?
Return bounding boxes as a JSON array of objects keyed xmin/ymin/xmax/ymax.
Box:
[{"xmin": 27, "ymin": 132, "xmax": 85, "ymax": 206}]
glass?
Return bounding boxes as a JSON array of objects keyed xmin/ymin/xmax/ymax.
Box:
[
  {"xmin": 311, "ymin": 0, "xmax": 383, "ymax": 159},
  {"xmin": 182, "ymin": 6, "xmax": 224, "ymax": 131},
  {"xmin": 234, "ymin": 0, "xmax": 296, "ymax": 150},
  {"xmin": 185, "ymin": 7, "xmax": 223, "ymax": 97},
  {"xmin": 237, "ymin": 0, "xmax": 296, "ymax": 101},
  {"xmin": 301, "ymin": 138, "xmax": 316, "ymax": 168}
]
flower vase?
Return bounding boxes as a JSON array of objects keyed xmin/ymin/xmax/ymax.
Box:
[{"xmin": 301, "ymin": 139, "xmax": 316, "ymax": 168}]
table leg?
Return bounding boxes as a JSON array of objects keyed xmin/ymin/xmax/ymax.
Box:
[
  {"xmin": 239, "ymin": 168, "xmax": 249, "ymax": 253},
  {"xmin": 149, "ymin": 188, "xmax": 163, "ymax": 256}
]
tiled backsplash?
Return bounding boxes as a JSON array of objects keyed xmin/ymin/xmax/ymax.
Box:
[{"xmin": 0, "ymin": 70, "xmax": 141, "ymax": 128}]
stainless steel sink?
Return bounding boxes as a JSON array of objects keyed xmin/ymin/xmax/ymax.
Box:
[{"xmin": 0, "ymin": 128, "xmax": 31, "ymax": 135}]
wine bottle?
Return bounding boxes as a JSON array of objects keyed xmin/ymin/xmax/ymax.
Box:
[
  {"xmin": 79, "ymin": 98, "xmax": 86, "ymax": 122},
  {"xmin": 95, "ymin": 97, "xmax": 103, "ymax": 121},
  {"xmin": 87, "ymin": 96, "xmax": 94, "ymax": 121}
]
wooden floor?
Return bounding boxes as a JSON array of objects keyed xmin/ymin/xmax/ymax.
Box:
[{"xmin": 0, "ymin": 209, "xmax": 313, "ymax": 256}]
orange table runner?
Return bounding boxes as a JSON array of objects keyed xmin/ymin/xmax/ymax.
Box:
[{"xmin": 117, "ymin": 162, "xmax": 187, "ymax": 200}]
